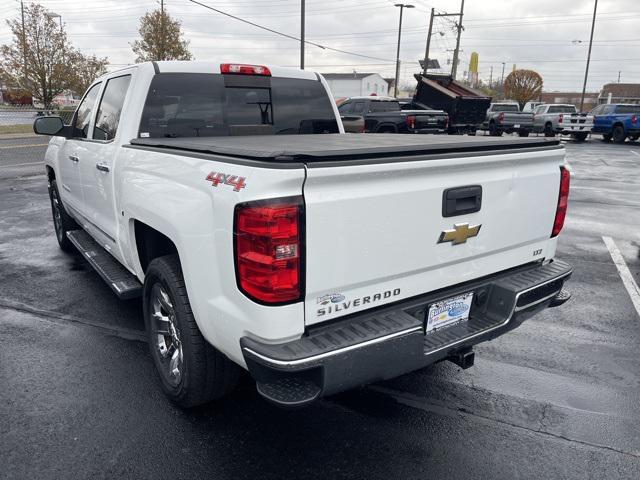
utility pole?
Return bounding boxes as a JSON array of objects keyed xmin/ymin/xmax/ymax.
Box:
[
  {"xmin": 451, "ymin": 0, "xmax": 465, "ymax": 79},
  {"xmin": 423, "ymin": 7, "xmax": 464, "ymax": 78},
  {"xmin": 160, "ymin": 0, "xmax": 165, "ymax": 61},
  {"xmin": 489, "ymin": 65, "xmax": 493, "ymax": 87},
  {"xmin": 617, "ymin": 71, "xmax": 621, "ymax": 83},
  {"xmin": 422, "ymin": 8, "xmax": 434, "ymax": 74},
  {"xmin": 394, "ymin": 3, "xmax": 414, "ymax": 98},
  {"xmin": 501, "ymin": 62, "xmax": 506, "ymax": 84},
  {"xmin": 580, "ymin": 0, "xmax": 598, "ymax": 112},
  {"xmin": 20, "ymin": 0, "xmax": 26, "ymax": 85},
  {"xmin": 300, "ymin": 0, "xmax": 305, "ymax": 69}
]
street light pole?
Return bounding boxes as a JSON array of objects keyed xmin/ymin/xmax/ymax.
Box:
[
  {"xmin": 501, "ymin": 62, "xmax": 506, "ymax": 84},
  {"xmin": 300, "ymin": 0, "xmax": 305, "ymax": 69},
  {"xmin": 580, "ymin": 0, "xmax": 598, "ymax": 112},
  {"xmin": 394, "ymin": 3, "xmax": 414, "ymax": 98}
]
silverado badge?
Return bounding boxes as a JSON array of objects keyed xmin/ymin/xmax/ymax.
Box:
[{"xmin": 438, "ymin": 223, "xmax": 481, "ymax": 245}]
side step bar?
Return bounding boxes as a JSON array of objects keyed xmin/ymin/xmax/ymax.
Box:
[{"xmin": 67, "ymin": 230, "xmax": 142, "ymax": 300}]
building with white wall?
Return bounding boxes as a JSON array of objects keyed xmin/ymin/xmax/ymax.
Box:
[{"xmin": 322, "ymin": 73, "xmax": 389, "ymax": 99}]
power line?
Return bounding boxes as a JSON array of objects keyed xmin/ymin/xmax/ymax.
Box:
[{"xmin": 186, "ymin": 0, "xmax": 395, "ymax": 62}]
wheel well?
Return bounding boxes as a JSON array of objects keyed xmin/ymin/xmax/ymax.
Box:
[
  {"xmin": 376, "ymin": 124, "xmax": 397, "ymax": 133},
  {"xmin": 545, "ymin": 121, "xmax": 552, "ymax": 127},
  {"xmin": 134, "ymin": 221, "xmax": 178, "ymax": 273},
  {"xmin": 46, "ymin": 166, "xmax": 55, "ymax": 182},
  {"xmin": 613, "ymin": 122, "xmax": 624, "ymax": 129}
]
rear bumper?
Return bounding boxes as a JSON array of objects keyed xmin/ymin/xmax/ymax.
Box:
[
  {"xmin": 241, "ymin": 259, "xmax": 572, "ymax": 407},
  {"xmin": 559, "ymin": 124, "xmax": 593, "ymax": 133}
]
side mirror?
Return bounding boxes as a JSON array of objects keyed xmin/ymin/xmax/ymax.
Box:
[{"xmin": 33, "ymin": 116, "xmax": 67, "ymax": 137}]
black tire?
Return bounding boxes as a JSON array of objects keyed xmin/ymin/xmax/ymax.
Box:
[
  {"xmin": 489, "ymin": 121, "xmax": 502, "ymax": 136},
  {"xmin": 601, "ymin": 134, "xmax": 612, "ymax": 142},
  {"xmin": 143, "ymin": 255, "xmax": 240, "ymax": 408},
  {"xmin": 518, "ymin": 130, "xmax": 530, "ymax": 137},
  {"xmin": 48, "ymin": 179, "xmax": 78, "ymax": 252},
  {"xmin": 544, "ymin": 123, "xmax": 555, "ymax": 137},
  {"xmin": 612, "ymin": 125, "xmax": 626, "ymax": 144},
  {"xmin": 572, "ymin": 132, "xmax": 588, "ymax": 142}
]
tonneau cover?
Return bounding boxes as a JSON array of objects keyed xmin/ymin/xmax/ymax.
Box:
[{"xmin": 130, "ymin": 134, "xmax": 560, "ymax": 162}]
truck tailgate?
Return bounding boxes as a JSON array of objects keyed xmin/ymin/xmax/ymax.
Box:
[{"xmin": 303, "ymin": 145, "xmax": 564, "ymax": 325}]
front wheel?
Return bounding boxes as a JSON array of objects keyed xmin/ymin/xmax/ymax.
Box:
[
  {"xmin": 48, "ymin": 179, "xmax": 78, "ymax": 252},
  {"xmin": 143, "ymin": 255, "xmax": 240, "ymax": 408},
  {"xmin": 544, "ymin": 123, "xmax": 555, "ymax": 137}
]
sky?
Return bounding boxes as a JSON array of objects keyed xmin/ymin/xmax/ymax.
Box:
[{"xmin": 0, "ymin": 0, "xmax": 638, "ymax": 92}]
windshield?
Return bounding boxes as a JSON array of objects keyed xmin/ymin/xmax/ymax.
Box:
[{"xmin": 139, "ymin": 73, "xmax": 339, "ymax": 138}]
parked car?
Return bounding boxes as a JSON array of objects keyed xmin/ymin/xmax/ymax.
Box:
[
  {"xmin": 481, "ymin": 103, "xmax": 533, "ymax": 137},
  {"xmin": 413, "ymin": 74, "xmax": 491, "ymax": 135},
  {"xmin": 337, "ymin": 96, "xmax": 448, "ymax": 134},
  {"xmin": 523, "ymin": 101, "xmax": 544, "ymax": 113},
  {"xmin": 532, "ymin": 104, "xmax": 593, "ymax": 141},
  {"xmin": 33, "ymin": 61, "xmax": 572, "ymax": 408},
  {"xmin": 590, "ymin": 103, "xmax": 640, "ymax": 143}
]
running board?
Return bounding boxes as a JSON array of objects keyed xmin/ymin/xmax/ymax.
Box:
[{"xmin": 67, "ymin": 230, "xmax": 142, "ymax": 300}]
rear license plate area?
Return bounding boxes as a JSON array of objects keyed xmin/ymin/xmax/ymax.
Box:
[{"xmin": 426, "ymin": 292, "xmax": 474, "ymax": 334}]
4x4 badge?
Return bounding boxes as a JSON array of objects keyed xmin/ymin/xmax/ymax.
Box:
[{"xmin": 438, "ymin": 223, "xmax": 481, "ymax": 245}]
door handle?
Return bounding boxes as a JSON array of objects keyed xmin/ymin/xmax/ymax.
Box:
[
  {"xmin": 69, "ymin": 155, "xmax": 79, "ymax": 163},
  {"xmin": 96, "ymin": 163, "xmax": 110, "ymax": 173}
]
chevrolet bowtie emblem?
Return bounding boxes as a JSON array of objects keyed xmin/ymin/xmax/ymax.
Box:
[{"xmin": 438, "ymin": 223, "xmax": 482, "ymax": 245}]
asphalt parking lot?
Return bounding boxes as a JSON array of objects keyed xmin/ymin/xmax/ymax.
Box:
[{"xmin": 1, "ymin": 134, "xmax": 640, "ymax": 479}]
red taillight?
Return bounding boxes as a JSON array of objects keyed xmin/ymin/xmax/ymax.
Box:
[
  {"xmin": 234, "ymin": 197, "xmax": 303, "ymax": 304},
  {"xmin": 406, "ymin": 115, "xmax": 416, "ymax": 129},
  {"xmin": 632, "ymin": 115, "xmax": 638, "ymax": 125},
  {"xmin": 551, "ymin": 167, "xmax": 570, "ymax": 238},
  {"xmin": 497, "ymin": 112, "xmax": 505, "ymax": 123},
  {"xmin": 558, "ymin": 113, "xmax": 564, "ymax": 123},
  {"xmin": 220, "ymin": 63, "xmax": 271, "ymax": 76}
]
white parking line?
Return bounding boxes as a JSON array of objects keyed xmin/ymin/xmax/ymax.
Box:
[
  {"xmin": 603, "ymin": 236, "xmax": 640, "ymax": 318},
  {"xmin": 0, "ymin": 161, "xmax": 44, "ymax": 168},
  {"xmin": 631, "ymin": 150, "xmax": 640, "ymax": 157}
]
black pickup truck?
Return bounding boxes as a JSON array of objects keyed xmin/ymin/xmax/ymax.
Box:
[{"xmin": 337, "ymin": 97, "xmax": 448, "ymax": 134}]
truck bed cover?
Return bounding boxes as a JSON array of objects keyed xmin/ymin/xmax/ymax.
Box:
[{"xmin": 130, "ymin": 134, "xmax": 560, "ymax": 163}]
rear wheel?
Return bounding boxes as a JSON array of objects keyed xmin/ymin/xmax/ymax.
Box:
[
  {"xmin": 544, "ymin": 123, "xmax": 555, "ymax": 137},
  {"xmin": 572, "ymin": 132, "xmax": 588, "ymax": 142},
  {"xmin": 48, "ymin": 179, "xmax": 78, "ymax": 252},
  {"xmin": 144, "ymin": 255, "xmax": 240, "ymax": 408},
  {"xmin": 489, "ymin": 122, "xmax": 502, "ymax": 136},
  {"xmin": 518, "ymin": 130, "xmax": 530, "ymax": 137},
  {"xmin": 612, "ymin": 125, "xmax": 626, "ymax": 144}
]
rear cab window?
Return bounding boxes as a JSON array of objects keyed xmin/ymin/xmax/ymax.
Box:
[
  {"xmin": 548, "ymin": 105, "xmax": 577, "ymax": 114},
  {"xmin": 138, "ymin": 73, "xmax": 339, "ymax": 138},
  {"xmin": 615, "ymin": 105, "xmax": 640, "ymax": 114}
]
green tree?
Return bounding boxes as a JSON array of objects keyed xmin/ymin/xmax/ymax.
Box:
[
  {"xmin": 131, "ymin": 9, "xmax": 193, "ymax": 62},
  {"xmin": 67, "ymin": 51, "xmax": 108, "ymax": 96},
  {"xmin": 1, "ymin": 3, "xmax": 67, "ymax": 108},
  {"xmin": 0, "ymin": 3, "xmax": 108, "ymax": 107},
  {"xmin": 504, "ymin": 69, "xmax": 543, "ymax": 109}
]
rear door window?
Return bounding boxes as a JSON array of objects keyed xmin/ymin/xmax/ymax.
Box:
[
  {"xmin": 93, "ymin": 75, "xmax": 132, "ymax": 141},
  {"xmin": 352, "ymin": 102, "xmax": 365, "ymax": 114},
  {"xmin": 138, "ymin": 73, "xmax": 339, "ymax": 138},
  {"xmin": 369, "ymin": 101, "xmax": 400, "ymax": 112}
]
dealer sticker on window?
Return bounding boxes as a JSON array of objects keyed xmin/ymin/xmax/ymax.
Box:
[{"xmin": 426, "ymin": 292, "xmax": 474, "ymax": 333}]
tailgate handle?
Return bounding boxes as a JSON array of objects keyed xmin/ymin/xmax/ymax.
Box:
[{"xmin": 442, "ymin": 185, "xmax": 482, "ymax": 217}]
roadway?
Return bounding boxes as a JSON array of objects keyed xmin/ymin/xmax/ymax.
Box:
[{"xmin": 1, "ymin": 133, "xmax": 639, "ymax": 479}]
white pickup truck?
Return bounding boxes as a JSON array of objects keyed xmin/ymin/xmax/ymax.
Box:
[{"xmin": 34, "ymin": 61, "xmax": 572, "ymax": 408}]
